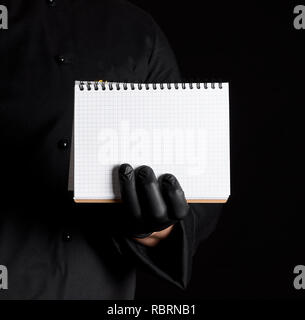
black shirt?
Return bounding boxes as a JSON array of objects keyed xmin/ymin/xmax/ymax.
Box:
[{"xmin": 0, "ymin": 0, "xmax": 222, "ymax": 299}]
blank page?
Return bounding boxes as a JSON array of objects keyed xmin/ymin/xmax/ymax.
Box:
[{"xmin": 74, "ymin": 82, "xmax": 230, "ymax": 203}]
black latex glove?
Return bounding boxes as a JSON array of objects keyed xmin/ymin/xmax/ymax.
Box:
[{"xmin": 118, "ymin": 164, "xmax": 190, "ymax": 238}]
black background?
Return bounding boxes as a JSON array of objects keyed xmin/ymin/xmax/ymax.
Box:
[{"xmin": 128, "ymin": 1, "xmax": 304, "ymax": 299}]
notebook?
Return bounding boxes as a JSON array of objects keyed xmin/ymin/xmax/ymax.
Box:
[{"xmin": 72, "ymin": 81, "xmax": 230, "ymax": 203}]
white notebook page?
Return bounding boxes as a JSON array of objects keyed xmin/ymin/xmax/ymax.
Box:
[{"xmin": 74, "ymin": 82, "xmax": 230, "ymax": 202}]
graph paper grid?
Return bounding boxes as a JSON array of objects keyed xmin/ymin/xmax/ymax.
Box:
[{"xmin": 74, "ymin": 82, "xmax": 230, "ymax": 201}]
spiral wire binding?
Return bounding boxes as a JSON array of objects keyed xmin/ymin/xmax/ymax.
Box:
[{"xmin": 78, "ymin": 81, "xmax": 223, "ymax": 91}]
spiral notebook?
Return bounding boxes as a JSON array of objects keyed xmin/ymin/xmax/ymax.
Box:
[{"xmin": 72, "ymin": 81, "xmax": 230, "ymax": 203}]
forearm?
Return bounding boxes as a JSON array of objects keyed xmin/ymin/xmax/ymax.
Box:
[{"xmin": 134, "ymin": 224, "xmax": 175, "ymax": 247}]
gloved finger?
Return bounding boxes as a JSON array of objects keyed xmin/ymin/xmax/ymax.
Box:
[
  {"xmin": 118, "ymin": 164, "xmax": 142, "ymax": 221},
  {"xmin": 135, "ymin": 166, "xmax": 168, "ymax": 225},
  {"xmin": 159, "ymin": 173, "xmax": 189, "ymax": 220}
]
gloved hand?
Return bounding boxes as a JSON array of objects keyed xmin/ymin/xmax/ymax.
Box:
[{"xmin": 118, "ymin": 164, "xmax": 190, "ymax": 239}]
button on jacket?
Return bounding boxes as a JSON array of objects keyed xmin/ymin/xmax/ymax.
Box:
[{"xmin": 0, "ymin": 0, "xmax": 222, "ymax": 299}]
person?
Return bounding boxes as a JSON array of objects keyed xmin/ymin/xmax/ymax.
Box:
[{"xmin": 0, "ymin": 0, "xmax": 223, "ymax": 299}]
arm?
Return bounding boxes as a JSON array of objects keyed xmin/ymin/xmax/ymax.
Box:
[
  {"xmin": 133, "ymin": 225, "xmax": 174, "ymax": 247},
  {"xmin": 115, "ymin": 20, "xmax": 223, "ymax": 289}
]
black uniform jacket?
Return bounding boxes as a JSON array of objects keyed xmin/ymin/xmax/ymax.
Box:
[{"xmin": 0, "ymin": 0, "xmax": 222, "ymax": 299}]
